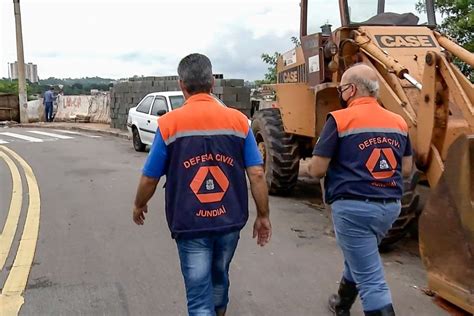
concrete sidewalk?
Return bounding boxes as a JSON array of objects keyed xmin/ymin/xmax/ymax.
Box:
[{"xmin": 13, "ymin": 122, "xmax": 129, "ymax": 140}]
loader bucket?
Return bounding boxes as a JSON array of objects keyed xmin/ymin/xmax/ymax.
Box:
[{"xmin": 419, "ymin": 135, "xmax": 474, "ymax": 314}]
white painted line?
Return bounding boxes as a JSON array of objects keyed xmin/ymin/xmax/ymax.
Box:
[
  {"xmin": 27, "ymin": 130, "xmax": 74, "ymax": 140},
  {"xmin": 0, "ymin": 139, "xmax": 8, "ymax": 144},
  {"xmin": 52, "ymin": 129, "xmax": 81, "ymax": 135},
  {"xmin": 0, "ymin": 133, "xmax": 43, "ymax": 143},
  {"xmin": 53, "ymin": 130, "xmax": 101, "ymax": 138}
]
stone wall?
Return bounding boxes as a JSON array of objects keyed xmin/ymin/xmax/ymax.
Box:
[
  {"xmin": 110, "ymin": 76, "xmax": 251, "ymax": 130},
  {"xmin": 54, "ymin": 94, "xmax": 111, "ymax": 123}
]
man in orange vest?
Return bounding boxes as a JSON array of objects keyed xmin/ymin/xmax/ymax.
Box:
[
  {"xmin": 308, "ymin": 64, "xmax": 412, "ymax": 316},
  {"xmin": 132, "ymin": 53, "xmax": 272, "ymax": 316}
]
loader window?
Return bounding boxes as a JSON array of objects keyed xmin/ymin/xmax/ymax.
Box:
[
  {"xmin": 307, "ymin": 0, "xmax": 340, "ymax": 35},
  {"xmin": 346, "ymin": 0, "xmax": 433, "ymax": 26},
  {"xmin": 346, "ymin": 0, "xmax": 378, "ymax": 24},
  {"xmin": 384, "ymin": 0, "xmax": 427, "ymax": 25}
]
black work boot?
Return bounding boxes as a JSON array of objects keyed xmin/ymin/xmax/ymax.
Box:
[
  {"xmin": 328, "ymin": 278, "xmax": 358, "ymax": 316},
  {"xmin": 364, "ymin": 304, "xmax": 395, "ymax": 316}
]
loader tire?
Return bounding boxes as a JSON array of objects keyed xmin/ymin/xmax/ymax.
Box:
[
  {"xmin": 252, "ymin": 108, "xmax": 300, "ymax": 195},
  {"xmin": 379, "ymin": 171, "xmax": 421, "ymax": 248}
]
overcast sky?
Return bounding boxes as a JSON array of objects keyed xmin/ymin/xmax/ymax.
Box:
[{"xmin": 0, "ymin": 0, "xmax": 429, "ymax": 81}]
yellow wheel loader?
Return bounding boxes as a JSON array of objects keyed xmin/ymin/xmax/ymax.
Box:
[{"xmin": 251, "ymin": 0, "xmax": 473, "ymax": 312}]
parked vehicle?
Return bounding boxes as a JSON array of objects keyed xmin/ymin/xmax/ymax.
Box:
[
  {"xmin": 127, "ymin": 91, "xmax": 185, "ymax": 151},
  {"xmin": 127, "ymin": 92, "xmax": 249, "ymax": 152}
]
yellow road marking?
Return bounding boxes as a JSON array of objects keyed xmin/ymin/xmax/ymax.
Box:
[
  {"xmin": 0, "ymin": 146, "xmax": 41, "ymax": 315},
  {"xmin": 0, "ymin": 151, "xmax": 23, "ymax": 270}
]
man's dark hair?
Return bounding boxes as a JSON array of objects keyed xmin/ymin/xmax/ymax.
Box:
[
  {"xmin": 177, "ymin": 53, "xmax": 213, "ymax": 94},
  {"xmin": 49, "ymin": 86, "xmax": 54, "ymax": 90}
]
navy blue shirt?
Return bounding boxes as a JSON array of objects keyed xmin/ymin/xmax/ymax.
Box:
[
  {"xmin": 141, "ymin": 93, "xmax": 263, "ymax": 239},
  {"xmin": 312, "ymin": 97, "xmax": 412, "ymax": 203},
  {"xmin": 314, "ymin": 116, "xmax": 413, "ymax": 158},
  {"xmin": 143, "ymin": 127, "xmax": 263, "ymax": 179}
]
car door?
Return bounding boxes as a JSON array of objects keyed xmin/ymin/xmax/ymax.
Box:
[
  {"xmin": 134, "ymin": 95, "xmax": 154, "ymax": 145},
  {"xmin": 149, "ymin": 96, "xmax": 169, "ymax": 139}
]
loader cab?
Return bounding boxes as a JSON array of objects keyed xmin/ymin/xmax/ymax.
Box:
[
  {"xmin": 301, "ymin": 0, "xmax": 437, "ymax": 35},
  {"xmin": 339, "ymin": 0, "xmax": 437, "ymax": 27},
  {"xmin": 297, "ymin": 0, "xmax": 437, "ymax": 86}
]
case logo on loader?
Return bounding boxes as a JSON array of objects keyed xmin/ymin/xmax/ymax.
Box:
[
  {"xmin": 281, "ymin": 69, "xmax": 299, "ymax": 83},
  {"xmin": 374, "ymin": 35, "xmax": 436, "ymax": 48}
]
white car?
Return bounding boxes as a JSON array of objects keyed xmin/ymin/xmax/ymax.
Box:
[
  {"xmin": 127, "ymin": 91, "xmax": 185, "ymax": 151},
  {"xmin": 127, "ymin": 91, "xmax": 250, "ymax": 152}
]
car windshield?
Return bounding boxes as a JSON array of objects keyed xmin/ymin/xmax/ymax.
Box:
[
  {"xmin": 347, "ymin": 0, "xmax": 433, "ymax": 25},
  {"xmin": 169, "ymin": 95, "xmax": 185, "ymax": 110}
]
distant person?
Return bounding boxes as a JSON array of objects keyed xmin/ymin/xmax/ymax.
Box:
[
  {"xmin": 308, "ymin": 64, "xmax": 412, "ymax": 316},
  {"xmin": 132, "ymin": 53, "xmax": 272, "ymax": 316},
  {"xmin": 43, "ymin": 86, "xmax": 55, "ymax": 122}
]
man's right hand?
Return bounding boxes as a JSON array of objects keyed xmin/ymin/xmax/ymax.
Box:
[
  {"xmin": 253, "ymin": 216, "xmax": 272, "ymax": 246},
  {"xmin": 133, "ymin": 205, "xmax": 148, "ymax": 225}
]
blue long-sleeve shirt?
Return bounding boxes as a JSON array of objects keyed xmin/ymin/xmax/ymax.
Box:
[{"xmin": 44, "ymin": 90, "xmax": 55, "ymax": 103}]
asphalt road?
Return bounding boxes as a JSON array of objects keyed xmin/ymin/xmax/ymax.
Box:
[{"xmin": 0, "ymin": 127, "xmax": 447, "ymax": 315}]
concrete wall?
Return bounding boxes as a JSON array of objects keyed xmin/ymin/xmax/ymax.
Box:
[
  {"xmin": 0, "ymin": 94, "xmax": 20, "ymax": 122},
  {"xmin": 27, "ymin": 94, "xmax": 111, "ymax": 124},
  {"xmin": 55, "ymin": 94, "xmax": 111, "ymax": 124},
  {"xmin": 26, "ymin": 99, "xmax": 44, "ymax": 122},
  {"xmin": 110, "ymin": 76, "xmax": 251, "ymax": 130}
]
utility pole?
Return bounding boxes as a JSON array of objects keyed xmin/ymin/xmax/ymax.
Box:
[{"xmin": 13, "ymin": 0, "xmax": 28, "ymax": 123}]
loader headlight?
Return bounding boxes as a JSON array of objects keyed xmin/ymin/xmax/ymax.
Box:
[{"xmin": 324, "ymin": 42, "xmax": 338, "ymax": 59}]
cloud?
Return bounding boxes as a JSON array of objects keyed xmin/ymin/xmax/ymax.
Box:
[
  {"xmin": 0, "ymin": 0, "xmax": 301, "ymax": 80},
  {"xmin": 203, "ymin": 28, "xmax": 296, "ymax": 80},
  {"xmin": 1, "ymin": 0, "xmax": 439, "ymax": 81}
]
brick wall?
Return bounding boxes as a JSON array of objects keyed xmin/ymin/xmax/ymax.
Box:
[{"xmin": 110, "ymin": 76, "xmax": 250, "ymax": 130}]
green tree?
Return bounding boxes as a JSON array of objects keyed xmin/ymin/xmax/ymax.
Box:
[
  {"xmin": 0, "ymin": 79, "xmax": 46, "ymax": 100},
  {"xmin": 260, "ymin": 37, "xmax": 302, "ymax": 84},
  {"xmin": 261, "ymin": 52, "xmax": 280, "ymax": 84},
  {"xmin": 72, "ymin": 83, "xmax": 83, "ymax": 90},
  {"xmin": 291, "ymin": 36, "xmax": 301, "ymax": 47},
  {"xmin": 0, "ymin": 80, "xmax": 18, "ymax": 95},
  {"xmin": 418, "ymin": 0, "xmax": 473, "ymax": 81}
]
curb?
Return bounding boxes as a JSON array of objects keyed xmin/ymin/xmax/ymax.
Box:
[{"xmin": 13, "ymin": 123, "xmax": 130, "ymax": 140}]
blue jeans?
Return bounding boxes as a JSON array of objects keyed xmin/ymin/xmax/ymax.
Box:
[
  {"xmin": 176, "ymin": 231, "xmax": 240, "ymax": 316},
  {"xmin": 45, "ymin": 102, "xmax": 53, "ymax": 122},
  {"xmin": 331, "ymin": 199, "xmax": 401, "ymax": 312}
]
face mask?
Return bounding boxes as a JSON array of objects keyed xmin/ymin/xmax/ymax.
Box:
[
  {"xmin": 337, "ymin": 84, "xmax": 354, "ymax": 108},
  {"xmin": 338, "ymin": 91, "xmax": 348, "ymax": 108}
]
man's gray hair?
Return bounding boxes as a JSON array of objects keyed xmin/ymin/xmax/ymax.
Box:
[
  {"xmin": 177, "ymin": 53, "xmax": 213, "ymax": 94},
  {"xmin": 348, "ymin": 73, "xmax": 379, "ymax": 98}
]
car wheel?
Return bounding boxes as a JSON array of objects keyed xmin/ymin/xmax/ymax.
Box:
[{"xmin": 132, "ymin": 127, "xmax": 146, "ymax": 152}]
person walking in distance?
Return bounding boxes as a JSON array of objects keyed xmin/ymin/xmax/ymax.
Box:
[
  {"xmin": 308, "ymin": 64, "xmax": 413, "ymax": 316},
  {"xmin": 43, "ymin": 86, "xmax": 55, "ymax": 122},
  {"xmin": 132, "ymin": 53, "xmax": 272, "ymax": 316}
]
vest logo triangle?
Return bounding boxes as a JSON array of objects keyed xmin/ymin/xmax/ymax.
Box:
[
  {"xmin": 365, "ymin": 148, "xmax": 397, "ymax": 179},
  {"xmin": 190, "ymin": 166, "xmax": 229, "ymax": 203}
]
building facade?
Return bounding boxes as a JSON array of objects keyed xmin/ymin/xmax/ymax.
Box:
[{"xmin": 8, "ymin": 62, "xmax": 39, "ymax": 83}]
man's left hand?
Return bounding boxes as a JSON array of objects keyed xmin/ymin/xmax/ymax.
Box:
[
  {"xmin": 133, "ymin": 205, "xmax": 148, "ymax": 225},
  {"xmin": 253, "ymin": 216, "xmax": 272, "ymax": 246}
]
